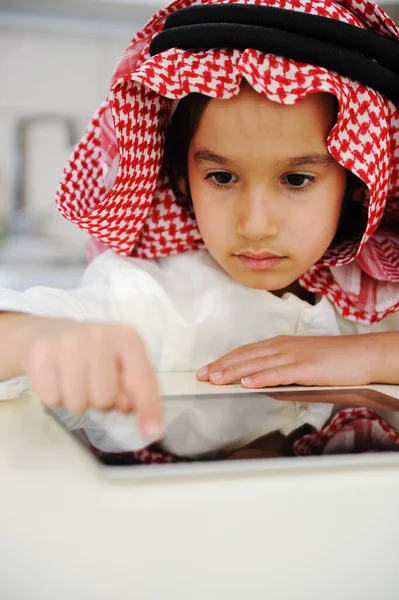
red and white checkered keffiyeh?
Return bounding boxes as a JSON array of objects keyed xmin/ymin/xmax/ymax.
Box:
[
  {"xmin": 56, "ymin": 0, "xmax": 399, "ymax": 325},
  {"xmin": 294, "ymin": 407, "xmax": 399, "ymax": 455}
]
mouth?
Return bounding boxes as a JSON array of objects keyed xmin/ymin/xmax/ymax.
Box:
[{"xmin": 235, "ymin": 251, "xmax": 285, "ymax": 271}]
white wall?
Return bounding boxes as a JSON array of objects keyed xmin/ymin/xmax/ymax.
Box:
[{"xmin": 0, "ymin": 27, "xmax": 134, "ymax": 242}]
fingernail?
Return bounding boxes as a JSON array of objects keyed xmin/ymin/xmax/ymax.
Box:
[
  {"xmin": 241, "ymin": 377, "xmax": 252, "ymax": 386},
  {"xmin": 210, "ymin": 371, "xmax": 223, "ymax": 382},
  {"xmin": 196, "ymin": 366, "xmax": 209, "ymax": 378},
  {"xmin": 143, "ymin": 420, "xmax": 163, "ymax": 441}
]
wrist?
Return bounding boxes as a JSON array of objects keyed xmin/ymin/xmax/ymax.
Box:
[
  {"xmin": 10, "ymin": 313, "xmax": 47, "ymax": 373},
  {"xmin": 366, "ymin": 332, "xmax": 399, "ymax": 384}
]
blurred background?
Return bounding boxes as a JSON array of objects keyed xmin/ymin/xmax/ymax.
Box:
[{"xmin": 0, "ymin": 0, "xmax": 398, "ymax": 290}]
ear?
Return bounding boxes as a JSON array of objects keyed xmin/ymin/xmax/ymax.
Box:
[{"xmin": 177, "ymin": 176, "xmax": 187, "ymax": 196}]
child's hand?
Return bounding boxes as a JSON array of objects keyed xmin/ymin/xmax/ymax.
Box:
[
  {"xmin": 196, "ymin": 335, "xmax": 380, "ymax": 388},
  {"xmin": 21, "ymin": 318, "xmax": 163, "ymax": 440}
]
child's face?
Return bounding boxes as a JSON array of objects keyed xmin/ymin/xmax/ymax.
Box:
[{"xmin": 187, "ymin": 84, "xmax": 347, "ymax": 294}]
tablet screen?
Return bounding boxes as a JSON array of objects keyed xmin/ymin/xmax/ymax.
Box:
[{"xmin": 46, "ymin": 387, "xmax": 399, "ymax": 468}]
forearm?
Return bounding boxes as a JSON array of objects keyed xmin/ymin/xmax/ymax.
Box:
[{"xmin": 368, "ymin": 331, "xmax": 399, "ymax": 384}]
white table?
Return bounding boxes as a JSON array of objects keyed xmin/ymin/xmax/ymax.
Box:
[{"xmin": 1, "ymin": 374, "xmax": 399, "ymax": 600}]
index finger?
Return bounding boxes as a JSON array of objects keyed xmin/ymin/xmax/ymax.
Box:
[{"xmin": 118, "ymin": 334, "xmax": 164, "ymax": 441}]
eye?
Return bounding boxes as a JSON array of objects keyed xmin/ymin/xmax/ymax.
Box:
[
  {"xmin": 282, "ymin": 173, "xmax": 315, "ymax": 190},
  {"xmin": 205, "ymin": 171, "xmax": 238, "ymax": 187}
]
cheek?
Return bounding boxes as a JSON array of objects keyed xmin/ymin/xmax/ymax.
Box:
[
  {"xmin": 288, "ymin": 187, "xmax": 345, "ymax": 254},
  {"xmin": 194, "ymin": 196, "xmax": 230, "ymax": 247},
  {"xmin": 190, "ymin": 179, "xmax": 231, "ymax": 243}
]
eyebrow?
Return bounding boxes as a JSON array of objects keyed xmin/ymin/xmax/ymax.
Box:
[
  {"xmin": 287, "ymin": 154, "xmax": 334, "ymax": 168},
  {"xmin": 193, "ymin": 149, "xmax": 334, "ymax": 168},
  {"xmin": 194, "ymin": 149, "xmax": 232, "ymax": 166}
]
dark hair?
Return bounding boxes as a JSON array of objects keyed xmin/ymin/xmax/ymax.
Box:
[
  {"xmin": 161, "ymin": 93, "xmax": 366, "ymax": 240},
  {"xmin": 162, "ymin": 93, "xmax": 211, "ymax": 213}
]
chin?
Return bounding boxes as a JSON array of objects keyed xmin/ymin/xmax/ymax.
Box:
[{"xmin": 232, "ymin": 271, "xmax": 292, "ymax": 292}]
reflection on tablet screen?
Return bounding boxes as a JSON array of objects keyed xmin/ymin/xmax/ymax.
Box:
[{"xmin": 46, "ymin": 387, "xmax": 399, "ymax": 469}]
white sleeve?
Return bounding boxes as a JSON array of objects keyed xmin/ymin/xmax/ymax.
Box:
[
  {"xmin": 0, "ymin": 269, "xmax": 112, "ymax": 323},
  {"xmin": 0, "ymin": 376, "xmax": 31, "ymax": 401}
]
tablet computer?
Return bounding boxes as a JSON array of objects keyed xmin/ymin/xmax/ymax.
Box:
[{"xmin": 44, "ymin": 387, "xmax": 399, "ymax": 478}]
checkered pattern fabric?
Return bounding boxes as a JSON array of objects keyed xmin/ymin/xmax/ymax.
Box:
[
  {"xmin": 56, "ymin": 0, "xmax": 399, "ymax": 324},
  {"xmin": 294, "ymin": 407, "xmax": 399, "ymax": 454},
  {"xmin": 85, "ymin": 439, "xmax": 186, "ymax": 465}
]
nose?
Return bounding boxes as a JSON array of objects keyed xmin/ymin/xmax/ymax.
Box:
[{"xmin": 236, "ymin": 188, "xmax": 280, "ymax": 240}]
